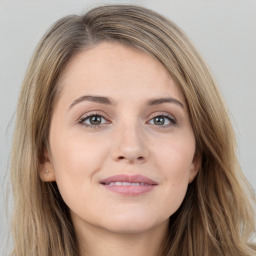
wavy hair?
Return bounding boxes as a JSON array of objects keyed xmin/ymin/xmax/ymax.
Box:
[{"xmin": 10, "ymin": 4, "xmax": 255, "ymax": 256}]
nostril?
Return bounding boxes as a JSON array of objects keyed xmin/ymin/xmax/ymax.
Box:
[{"xmin": 116, "ymin": 155, "xmax": 144, "ymax": 162}]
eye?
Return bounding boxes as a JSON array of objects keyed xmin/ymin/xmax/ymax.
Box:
[
  {"xmin": 147, "ymin": 114, "xmax": 176, "ymax": 127},
  {"xmin": 79, "ymin": 114, "xmax": 109, "ymax": 127}
]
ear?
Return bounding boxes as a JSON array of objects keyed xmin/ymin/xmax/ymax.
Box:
[
  {"xmin": 39, "ymin": 151, "xmax": 56, "ymax": 182},
  {"xmin": 188, "ymin": 151, "xmax": 201, "ymax": 183}
]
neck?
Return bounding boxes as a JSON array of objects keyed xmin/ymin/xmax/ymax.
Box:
[{"xmin": 74, "ymin": 220, "xmax": 169, "ymax": 256}]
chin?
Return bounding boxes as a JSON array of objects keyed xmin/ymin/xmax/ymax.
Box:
[
  {"xmin": 100, "ymin": 214, "xmax": 166, "ymax": 234},
  {"xmin": 108, "ymin": 223, "xmax": 151, "ymax": 234}
]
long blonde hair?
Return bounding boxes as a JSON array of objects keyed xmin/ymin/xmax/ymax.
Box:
[{"xmin": 10, "ymin": 4, "xmax": 256, "ymax": 256}]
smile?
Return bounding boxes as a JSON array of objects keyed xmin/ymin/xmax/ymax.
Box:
[
  {"xmin": 100, "ymin": 174, "xmax": 158, "ymax": 196},
  {"xmin": 107, "ymin": 182, "xmax": 150, "ymax": 186}
]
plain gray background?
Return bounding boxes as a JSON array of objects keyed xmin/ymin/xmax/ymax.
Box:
[{"xmin": 1, "ymin": 0, "xmax": 255, "ymax": 253}]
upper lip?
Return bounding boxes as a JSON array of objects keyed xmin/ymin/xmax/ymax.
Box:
[{"xmin": 100, "ymin": 174, "xmax": 158, "ymax": 185}]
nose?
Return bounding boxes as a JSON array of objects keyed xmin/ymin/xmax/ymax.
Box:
[{"xmin": 111, "ymin": 122, "xmax": 149, "ymax": 164}]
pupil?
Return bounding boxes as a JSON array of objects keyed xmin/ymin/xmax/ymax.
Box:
[
  {"xmin": 154, "ymin": 116, "xmax": 164, "ymax": 125},
  {"xmin": 90, "ymin": 115, "xmax": 101, "ymax": 125}
]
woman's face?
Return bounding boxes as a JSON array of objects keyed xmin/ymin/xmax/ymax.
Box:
[{"xmin": 41, "ymin": 42, "xmax": 200, "ymax": 235}]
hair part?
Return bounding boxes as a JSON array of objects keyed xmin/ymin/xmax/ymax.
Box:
[{"xmin": 10, "ymin": 4, "xmax": 255, "ymax": 256}]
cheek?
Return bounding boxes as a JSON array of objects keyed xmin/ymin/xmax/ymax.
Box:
[
  {"xmin": 49, "ymin": 132, "xmax": 108, "ymax": 203},
  {"xmin": 154, "ymin": 136, "xmax": 195, "ymax": 212},
  {"xmin": 157, "ymin": 135, "xmax": 195, "ymax": 179},
  {"xmin": 50, "ymin": 129, "xmax": 106, "ymax": 173}
]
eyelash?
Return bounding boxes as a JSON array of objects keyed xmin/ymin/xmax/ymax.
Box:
[
  {"xmin": 147, "ymin": 113, "xmax": 177, "ymax": 127},
  {"xmin": 78, "ymin": 112, "xmax": 110, "ymax": 128},
  {"xmin": 78, "ymin": 112, "xmax": 177, "ymax": 129}
]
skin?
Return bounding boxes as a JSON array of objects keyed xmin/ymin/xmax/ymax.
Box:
[{"xmin": 40, "ymin": 42, "xmax": 200, "ymax": 256}]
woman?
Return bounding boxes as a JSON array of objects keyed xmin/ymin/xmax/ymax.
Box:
[{"xmin": 10, "ymin": 4, "xmax": 256, "ymax": 256}]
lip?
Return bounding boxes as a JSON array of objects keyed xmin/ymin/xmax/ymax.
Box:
[{"xmin": 100, "ymin": 174, "xmax": 158, "ymax": 196}]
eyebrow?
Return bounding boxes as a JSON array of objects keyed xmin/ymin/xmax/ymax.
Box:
[
  {"xmin": 147, "ymin": 97, "xmax": 184, "ymax": 108},
  {"xmin": 69, "ymin": 95, "xmax": 113, "ymax": 110},
  {"xmin": 68, "ymin": 95, "xmax": 184, "ymax": 110}
]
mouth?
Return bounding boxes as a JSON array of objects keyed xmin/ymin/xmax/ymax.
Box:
[{"xmin": 100, "ymin": 174, "xmax": 158, "ymax": 196}]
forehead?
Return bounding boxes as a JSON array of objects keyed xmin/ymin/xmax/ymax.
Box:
[{"xmin": 56, "ymin": 41, "xmax": 185, "ymax": 106}]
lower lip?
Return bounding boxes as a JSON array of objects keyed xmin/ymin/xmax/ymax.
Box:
[{"xmin": 102, "ymin": 184, "xmax": 156, "ymax": 196}]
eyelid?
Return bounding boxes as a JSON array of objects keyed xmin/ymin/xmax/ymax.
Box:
[
  {"xmin": 146, "ymin": 112, "xmax": 177, "ymax": 125},
  {"xmin": 78, "ymin": 110, "xmax": 110, "ymax": 120},
  {"xmin": 78, "ymin": 111, "xmax": 111, "ymax": 127},
  {"xmin": 77, "ymin": 111, "xmax": 177, "ymax": 128}
]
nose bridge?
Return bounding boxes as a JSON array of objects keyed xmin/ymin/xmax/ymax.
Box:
[{"xmin": 112, "ymin": 115, "xmax": 148, "ymax": 163}]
